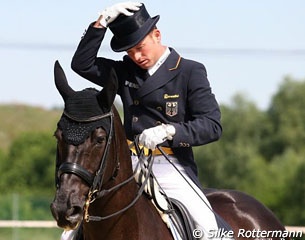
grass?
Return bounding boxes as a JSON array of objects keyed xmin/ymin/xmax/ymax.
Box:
[{"xmin": 0, "ymin": 104, "xmax": 61, "ymax": 151}]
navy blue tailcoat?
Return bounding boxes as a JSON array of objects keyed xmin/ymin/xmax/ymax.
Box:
[{"xmin": 71, "ymin": 24, "xmax": 222, "ymax": 180}]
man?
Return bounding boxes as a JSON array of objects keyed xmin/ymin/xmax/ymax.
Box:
[{"xmin": 69, "ymin": 2, "xmax": 223, "ymax": 239}]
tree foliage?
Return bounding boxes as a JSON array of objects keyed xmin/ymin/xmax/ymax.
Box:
[
  {"xmin": 260, "ymin": 77, "xmax": 305, "ymax": 159},
  {"xmin": 195, "ymin": 77, "xmax": 305, "ymax": 225},
  {"xmin": 0, "ymin": 132, "xmax": 56, "ymax": 194}
]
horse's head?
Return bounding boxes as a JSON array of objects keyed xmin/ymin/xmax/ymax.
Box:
[{"xmin": 50, "ymin": 61, "xmax": 119, "ymax": 230}]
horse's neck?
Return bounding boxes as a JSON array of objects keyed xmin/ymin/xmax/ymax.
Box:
[
  {"xmin": 102, "ymin": 108, "xmax": 140, "ymax": 207},
  {"xmin": 89, "ymin": 119, "xmax": 172, "ymax": 239}
]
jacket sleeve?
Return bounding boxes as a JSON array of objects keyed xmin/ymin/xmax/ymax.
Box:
[
  {"xmin": 170, "ymin": 61, "xmax": 222, "ymax": 147},
  {"xmin": 71, "ymin": 23, "xmax": 125, "ymax": 88}
]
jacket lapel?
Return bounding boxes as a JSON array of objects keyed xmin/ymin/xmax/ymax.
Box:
[{"xmin": 137, "ymin": 49, "xmax": 182, "ymax": 98}]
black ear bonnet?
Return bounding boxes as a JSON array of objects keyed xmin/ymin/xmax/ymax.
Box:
[
  {"xmin": 57, "ymin": 88, "xmax": 111, "ymax": 145},
  {"xmin": 54, "ymin": 61, "xmax": 118, "ymax": 146}
]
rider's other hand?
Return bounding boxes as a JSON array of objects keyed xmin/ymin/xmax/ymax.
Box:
[{"xmin": 139, "ymin": 124, "xmax": 176, "ymax": 150}]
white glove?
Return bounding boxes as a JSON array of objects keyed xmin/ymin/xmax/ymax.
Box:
[
  {"xmin": 139, "ymin": 124, "xmax": 176, "ymax": 150},
  {"xmin": 99, "ymin": 2, "xmax": 142, "ymax": 27}
]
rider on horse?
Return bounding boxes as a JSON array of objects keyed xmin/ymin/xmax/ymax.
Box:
[{"xmin": 67, "ymin": 2, "xmax": 223, "ymax": 239}]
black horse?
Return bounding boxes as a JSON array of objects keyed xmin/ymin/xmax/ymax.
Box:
[{"xmin": 51, "ymin": 61, "xmax": 288, "ymax": 240}]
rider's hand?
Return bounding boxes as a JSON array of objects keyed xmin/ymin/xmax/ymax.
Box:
[
  {"xmin": 99, "ymin": 2, "xmax": 142, "ymax": 27},
  {"xmin": 139, "ymin": 124, "xmax": 176, "ymax": 150}
]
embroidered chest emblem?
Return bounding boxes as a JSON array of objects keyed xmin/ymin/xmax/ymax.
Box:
[
  {"xmin": 166, "ymin": 102, "xmax": 178, "ymax": 117},
  {"xmin": 164, "ymin": 94, "xmax": 179, "ymax": 99}
]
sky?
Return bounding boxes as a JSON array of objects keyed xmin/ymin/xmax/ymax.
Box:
[{"xmin": 1, "ymin": 0, "xmax": 305, "ymax": 110}]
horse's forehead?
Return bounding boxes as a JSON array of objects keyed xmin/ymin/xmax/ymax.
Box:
[
  {"xmin": 58, "ymin": 116, "xmax": 109, "ymax": 145},
  {"xmin": 57, "ymin": 88, "xmax": 111, "ymax": 145}
]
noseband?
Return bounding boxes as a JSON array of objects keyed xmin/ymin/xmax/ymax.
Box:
[{"xmin": 58, "ymin": 162, "xmax": 94, "ymax": 186}]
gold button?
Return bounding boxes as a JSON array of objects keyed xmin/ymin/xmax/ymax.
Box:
[
  {"xmin": 179, "ymin": 142, "xmax": 190, "ymax": 147},
  {"xmin": 132, "ymin": 116, "xmax": 138, "ymax": 122},
  {"xmin": 155, "ymin": 121, "xmax": 162, "ymax": 126},
  {"xmin": 134, "ymin": 100, "xmax": 139, "ymax": 105},
  {"xmin": 156, "ymin": 106, "xmax": 162, "ymax": 111}
]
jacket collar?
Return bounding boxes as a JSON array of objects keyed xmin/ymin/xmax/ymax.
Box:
[
  {"xmin": 137, "ymin": 48, "xmax": 181, "ymax": 97},
  {"xmin": 148, "ymin": 47, "xmax": 171, "ymax": 76}
]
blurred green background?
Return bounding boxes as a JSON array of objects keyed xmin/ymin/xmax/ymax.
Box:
[{"xmin": 0, "ymin": 76, "xmax": 305, "ymax": 239}]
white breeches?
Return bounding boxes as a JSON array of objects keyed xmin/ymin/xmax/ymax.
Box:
[{"xmin": 132, "ymin": 155, "xmax": 219, "ymax": 240}]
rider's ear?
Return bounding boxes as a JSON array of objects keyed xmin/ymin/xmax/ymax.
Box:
[
  {"xmin": 54, "ymin": 60, "xmax": 75, "ymax": 101},
  {"xmin": 97, "ymin": 68, "xmax": 118, "ymax": 112}
]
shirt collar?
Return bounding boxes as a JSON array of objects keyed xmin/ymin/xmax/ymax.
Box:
[{"xmin": 148, "ymin": 47, "xmax": 171, "ymax": 76}]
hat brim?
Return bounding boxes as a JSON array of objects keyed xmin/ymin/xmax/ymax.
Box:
[{"xmin": 110, "ymin": 15, "xmax": 160, "ymax": 52}]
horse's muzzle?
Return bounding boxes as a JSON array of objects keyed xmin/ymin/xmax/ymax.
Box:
[{"xmin": 50, "ymin": 200, "xmax": 83, "ymax": 230}]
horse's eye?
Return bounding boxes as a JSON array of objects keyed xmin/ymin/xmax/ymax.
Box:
[{"xmin": 96, "ymin": 136, "xmax": 106, "ymax": 144}]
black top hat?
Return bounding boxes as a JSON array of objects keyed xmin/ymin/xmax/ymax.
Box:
[{"xmin": 108, "ymin": 4, "xmax": 160, "ymax": 52}]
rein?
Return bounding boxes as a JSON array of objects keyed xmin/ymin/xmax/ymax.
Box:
[
  {"xmin": 84, "ymin": 154, "xmax": 152, "ymax": 222},
  {"xmin": 84, "ymin": 139, "xmax": 155, "ymax": 222}
]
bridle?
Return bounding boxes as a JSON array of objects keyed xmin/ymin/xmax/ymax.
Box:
[
  {"xmin": 56, "ymin": 110, "xmax": 119, "ymax": 221},
  {"xmin": 56, "ymin": 109, "xmax": 150, "ymax": 222},
  {"xmin": 57, "ymin": 110, "xmax": 114, "ymax": 190}
]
